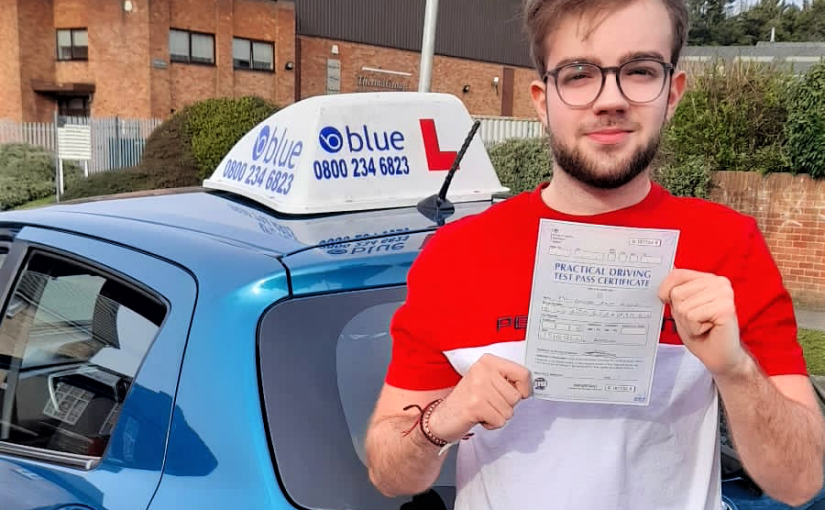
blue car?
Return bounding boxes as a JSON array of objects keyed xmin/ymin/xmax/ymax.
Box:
[{"xmin": 0, "ymin": 92, "xmax": 821, "ymax": 510}]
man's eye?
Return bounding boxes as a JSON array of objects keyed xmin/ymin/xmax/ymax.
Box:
[{"xmin": 562, "ymin": 71, "xmax": 596, "ymax": 83}]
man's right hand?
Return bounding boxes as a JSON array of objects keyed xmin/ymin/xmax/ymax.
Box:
[{"xmin": 427, "ymin": 353, "xmax": 531, "ymax": 443}]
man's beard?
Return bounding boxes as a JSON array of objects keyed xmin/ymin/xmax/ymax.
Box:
[{"xmin": 550, "ymin": 128, "xmax": 661, "ymax": 190}]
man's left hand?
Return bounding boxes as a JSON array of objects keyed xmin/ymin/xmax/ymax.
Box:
[{"xmin": 659, "ymin": 269, "xmax": 750, "ymax": 378}]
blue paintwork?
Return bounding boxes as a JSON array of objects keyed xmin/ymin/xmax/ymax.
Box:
[
  {"xmin": 0, "ymin": 189, "xmax": 488, "ymax": 260},
  {"xmin": 0, "ymin": 188, "xmax": 485, "ymax": 510}
]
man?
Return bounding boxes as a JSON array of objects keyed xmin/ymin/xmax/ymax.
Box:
[{"xmin": 364, "ymin": 0, "xmax": 825, "ymax": 508}]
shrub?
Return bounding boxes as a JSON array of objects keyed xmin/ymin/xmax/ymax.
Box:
[
  {"xmin": 488, "ymin": 136, "xmax": 552, "ymax": 195},
  {"xmin": 61, "ymin": 167, "xmax": 153, "ymax": 201},
  {"xmin": 183, "ymin": 96, "xmax": 280, "ymax": 180},
  {"xmin": 0, "ymin": 143, "xmax": 82, "ymax": 210},
  {"xmin": 784, "ymin": 61, "xmax": 825, "ymax": 178},
  {"xmin": 138, "ymin": 107, "xmax": 200, "ymax": 186},
  {"xmin": 652, "ymin": 155, "xmax": 716, "ymax": 199},
  {"xmin": 662, "ymin": 59, "xmax": 793, "ymax": 177}
]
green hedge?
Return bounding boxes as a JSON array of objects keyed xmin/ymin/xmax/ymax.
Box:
[
  {"xmin": 785, "ymin": 61, "xmax": 825, "ymax": 179},
  {"xmin": 0, "ymin": 144, "xmax": 82, "ymax": 210},
  {"xmin": 662, "ymin": 59, "xmax": 793, "ymax": 176},
  {"xmin": 184, "ymin": 96, "xmax": 280, "ymax": 181},
  {"xmin": 61, "ymin": 167, "xmax": 152, "ymax": 201},
  {"xmin": 488, "ymin": 137, "xmax": 552, "ymax": 195}
]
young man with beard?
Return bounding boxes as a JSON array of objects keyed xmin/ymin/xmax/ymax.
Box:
[{"xmin": 364, "ymin": 0, "xmax": 825, "ymax": 508}]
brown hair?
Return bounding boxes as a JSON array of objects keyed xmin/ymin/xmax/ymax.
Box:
[{"xmin": 523, "ymin": 0, "xmax": 690, "ymax": 76}]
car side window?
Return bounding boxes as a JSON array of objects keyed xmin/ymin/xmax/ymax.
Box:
[{"xmin": 0, "ymin": 251, "xmax": 166, "ymax": 459}]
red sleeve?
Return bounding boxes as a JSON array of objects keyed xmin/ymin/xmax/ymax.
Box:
[
  {"xmin": 384, "ymin": 230, "xmax": 462, "ymax": 390},
  {"xmin": 733, "ymin": 217, "xmax": 808, "ymax": 377}
]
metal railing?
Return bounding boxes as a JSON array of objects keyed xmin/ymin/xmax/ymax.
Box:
[
  {"xmin": 474, "ymin": 115, "xmax": 544, "ymax": 147},
  {"xmin": 0, "ymin": 116, "xmax": 162, "ymax": 174},
  {"xmin": 0, "ymin": 114, "xmax": 541, "ymax": 177}
]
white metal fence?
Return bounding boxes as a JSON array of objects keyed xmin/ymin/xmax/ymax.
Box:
[
  {"xmin": 0, "ymin": 114, "xmax": 540, "ymax": 177},
  {"xmin": 474, "ymin": 115, "xmax": 544, "ymax": 147},
  {"xmin": 0, "ymin": 116, "xmax": 162, "ymax": 174}
]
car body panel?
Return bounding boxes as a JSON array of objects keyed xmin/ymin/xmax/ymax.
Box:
[
  {"xmin": 280, "ymin": 200, "xmax": 490, "ymax": 295},
  {"xmin": 147, "ymin": 269, "xmax": 292, "ymax": 510},
  {"xmin": 0, "ymin": 225, "xmax": 198, "ymax": 510}
]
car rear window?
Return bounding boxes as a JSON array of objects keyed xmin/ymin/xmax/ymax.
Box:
[{"xmin": 258, "ymin": 287, "xmax": 457, "ymax": 510}]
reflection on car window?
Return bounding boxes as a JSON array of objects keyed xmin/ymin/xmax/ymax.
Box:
[
  {"xmin": 0, "ymin": 251, "xmax": 166, "ymax": 458},
  {"xmin": 258, "ymin": 287, "xmax": 456, "ymax": 510},
  {"xmin": 336, "ymin": 301, "xmax": 457, "ymax": 487},
  {"xmin": 337, "ymin": 302, "xmax": 397, "ymax": 464}
]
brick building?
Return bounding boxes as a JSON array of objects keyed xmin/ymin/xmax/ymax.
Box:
[
  {"xmin": 1, "ymin": 0, "xmax": 296, "ymax": 122},
  {"xmin": 0, "ymin": 0, "xmax": 541, "ymax": 123},
  {"xmin": 294, "ymin": 0, "xmax": 540, "ymax": 119}
]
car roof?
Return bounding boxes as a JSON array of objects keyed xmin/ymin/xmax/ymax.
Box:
[{"xmin": 0, "ymin": 187, "xmax": 495, "ymax": 265}]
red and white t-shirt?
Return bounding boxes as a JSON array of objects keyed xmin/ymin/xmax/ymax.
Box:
[{"xmin": 386, "ymin": 181, "xmax": 807, "ymax": 510}]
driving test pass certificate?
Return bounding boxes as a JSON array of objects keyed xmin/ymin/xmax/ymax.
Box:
[{"xmin": 524, "ymin": 219, "xmax": 680, "ymax": 405}]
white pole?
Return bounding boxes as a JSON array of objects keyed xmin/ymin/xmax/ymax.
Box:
[
  {"xmin": 54, "ymin": 110, "xmax": 60, "ymax": 203},
  {"xmin": 418, "ymin": 0, "xmax": 439, "ymax": 92}
]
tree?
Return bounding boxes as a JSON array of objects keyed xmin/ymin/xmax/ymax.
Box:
[
  {"xmin": 792, "ymin": 0, "xmax": 825, "ymax": 41},
  {"xmin": 687, "ymin": 0, "xmax": 825, "ymax": 45},
  {"xmin": 689, "ymin": 0, "xmax": 738, "ymax": 44}
]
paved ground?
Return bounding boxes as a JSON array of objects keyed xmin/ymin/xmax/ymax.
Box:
[{"xmin": 797, "ymin": 308, "xmax": 825, "ymax": 331}]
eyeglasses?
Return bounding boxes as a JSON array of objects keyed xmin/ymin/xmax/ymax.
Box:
[{"xmin": 543, "ymin": 58, "xmax": 675, "ymax": 108}]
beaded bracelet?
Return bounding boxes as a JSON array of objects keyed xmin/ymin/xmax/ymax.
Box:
[{"xmin": 402, "ymin": 398, "xmax": 473, "ymax": 454}]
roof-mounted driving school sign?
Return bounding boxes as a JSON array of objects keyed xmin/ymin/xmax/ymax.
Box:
[{"xmin": 202, "ymin": 92, "xmax": 509, "ymax": 215}]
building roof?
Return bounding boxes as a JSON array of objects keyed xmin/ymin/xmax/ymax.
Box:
[
  {"xmin": 296, "ymin": 0, "xmax": 534, "ymax": 68},
  {"xmin": 681, "ymin": 42, "xmax": 824, "ymax": 73},
  {"xmin": 295, "ymin": 0, "xmax": 823, "ymax": 72}
]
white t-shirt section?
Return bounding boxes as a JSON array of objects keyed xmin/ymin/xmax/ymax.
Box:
[{"xmin": 444, "ymin": 342, "xmax": 722, "ymax": 510}]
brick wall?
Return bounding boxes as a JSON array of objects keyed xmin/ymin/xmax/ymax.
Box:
[
  {"xmin": 513, "ymin": 66, "xmax": 541, "ymax": 119},
  {"xmin": 149, "ymin": 0, "xmax": 172, "ymax": 119},
  {"xmin": 274, "ymin": 2, "xmax": 296, "ymax": 106},
  {"xmin": 297, "ymin": 36, "xmax": 539, "ymax": 118},
  {"xmin": 5, "ymin": 0, "xmax": 294, "ymax": 121},
  {"xmin": 54, "ymin": 0, "xmax": 153, "ymax": 119},
  {"xmin": 0, "ymin": 0, "xmax": 23, "ymax": 121},
  {"xmin": 18, "ymin": 0, "xmax": 57, "ymax": 122},
  {"xmin": 231, "ymin": 0, "xmax": 295, "ymax": 108},
  {"xmin": 711, "ymin": 172, "xmax": 825, "ymax": 308},
  {"xmin": 7, "ymin": 2, "xmax": 545, "ymax": 121},
  {"xmin": 159, "ymin": 0, "xmax": 294, "ymax": 114}
]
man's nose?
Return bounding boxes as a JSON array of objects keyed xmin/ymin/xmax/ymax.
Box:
[{"xmin": 591, "ymin": 72, "xmax": 629, "ymax": 113}]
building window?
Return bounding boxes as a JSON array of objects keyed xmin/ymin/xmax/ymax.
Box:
[
  {"xmin": 57, "ymin": 29, "xmax": 88, "ymax": 61},
  {"xmin": 169, "ymin": 29, "xmax": 215, "ymax": 65},
  {"xmin": 233, "ymin": 37, "xmax": 274, "ymax": 71},
  {"xmin": 58, "ymin": 96, "xmax": 90, "ymax": 118}
]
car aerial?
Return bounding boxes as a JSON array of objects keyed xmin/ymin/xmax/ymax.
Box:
[{"xmin": 0, "ymin": 92, "xmax": 821, "ymax": 510}]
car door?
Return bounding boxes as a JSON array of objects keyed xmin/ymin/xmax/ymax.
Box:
[{"xmin": 0, "ymin": 225, "xmax": 197, "ymax": 510}]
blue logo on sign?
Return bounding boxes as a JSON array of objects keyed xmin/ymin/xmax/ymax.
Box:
[
  {"xmin": 328, "ymin": 248, "xmax": 348, "ymax": 255},
  {"xmin": 319, "ymin": 126, "xmax": 344, "ymax": 154},
  {"xmin": 319, "ymin": 125, "xmax": 406, "ymax": 154},
  {"xmin": 251, "ymin": 124, "xmax": 304, "ymax": 169},
  {"xmin": 253, "ymin": 125, "xmax": 270, "ymax": 160}
]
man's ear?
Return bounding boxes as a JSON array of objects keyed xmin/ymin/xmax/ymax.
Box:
[
  {"xmin": 665, "ymin": 69, "xmax": 687, "ymax": 122},
  {"xmin": 530, "ymin": 78, "xmax": 550, "ymax": 128}
]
